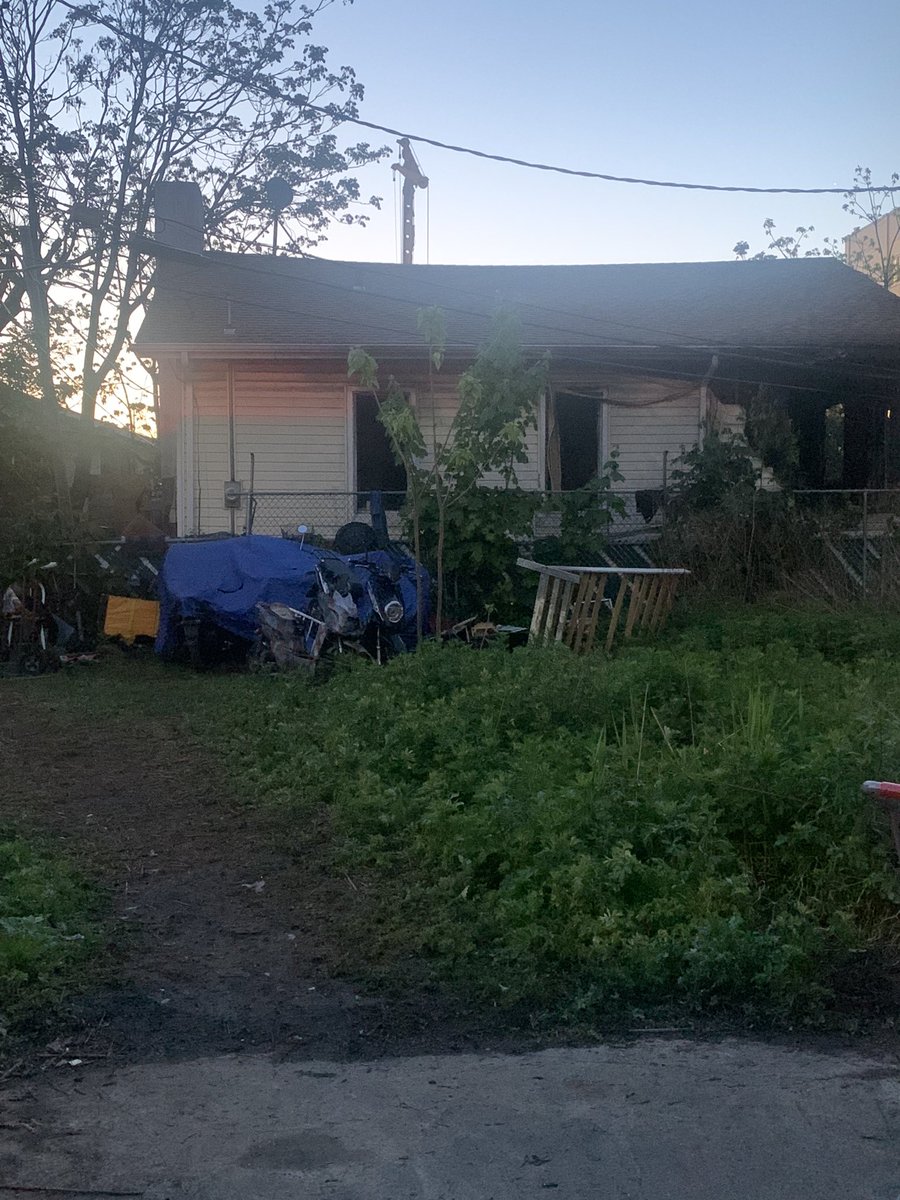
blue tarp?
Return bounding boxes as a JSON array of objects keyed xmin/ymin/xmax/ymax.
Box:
[{"xmin": 155, "ymin": 534, "xmax": 427, "ymax": 656}]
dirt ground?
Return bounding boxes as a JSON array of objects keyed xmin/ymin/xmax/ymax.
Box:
[{"xmin": 0, "ymin": 681, "xmax": 522, "ymax": 1070}]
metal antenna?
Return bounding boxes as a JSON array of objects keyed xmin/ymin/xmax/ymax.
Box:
[
  {"xmin": 390, "ymin": 138, "xmax": 428, "ymax": 264},
  {"xmin": 264, "ymin": 178, "xmax": 294, "ymax": 255}
]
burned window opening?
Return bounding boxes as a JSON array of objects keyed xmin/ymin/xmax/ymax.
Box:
[{"xmin": 354, "ymin": 391, "xmax": 407, "ymax": 508}]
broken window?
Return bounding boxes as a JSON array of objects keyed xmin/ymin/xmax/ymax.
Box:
[
  {"xmin": 547, "ymin": 391, "xmax": 602, "ymax": 491},
  {"xmin": 353, "ymin": 391, "xmax": 407, "ymax": 505}
]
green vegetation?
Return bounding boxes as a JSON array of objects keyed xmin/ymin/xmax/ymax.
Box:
[
  {"xmin": 217, "ymin": 608, "xmax": 900, "ymax": 1019},
  {"xmin": 0, "ymin": 834, "xmax": 100, "ymax": 1030},
  {"xmin": 350, "ymin": 309, "xmax": 548, "ymax": 629},
  {"xmin": 21, "ymin": 607, "xmax": 900, "ymax": 1025}
]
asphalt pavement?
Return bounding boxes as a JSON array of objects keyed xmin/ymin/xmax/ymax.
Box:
[{"xmin": 2, "ymin": 1037, "xmax": 899, "ymax": 1199}]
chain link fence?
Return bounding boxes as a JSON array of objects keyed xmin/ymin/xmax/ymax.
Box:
[
  {"xmin": 245, "ymin": 487, "xmax": 670, "ymax": 545},
  {"xmin": 245, "ymin": 491, "xmax": 409, "ymax": 540},
  {"xmin": 790, "ymin": 488, "xmax": 900, "ymax": 603},
  {"xmin": 244, "ymin": 485, "xmax": 900, "ymax": 605},
  {"xmin": 656, "ymin": 487, "xmax": 900, "ymax": 605}
]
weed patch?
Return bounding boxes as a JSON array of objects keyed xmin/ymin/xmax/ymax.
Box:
[
  {"xmin": 0, "ymin": 835, "xmax": 101, "ymax": 1030},
  {"xmin": 24, "ymin": 613, "xmax": 900, "ymax": 1025},
  {"xmin": 220, "ymin": 615, "xmax": 900, "ymax": 1020}
]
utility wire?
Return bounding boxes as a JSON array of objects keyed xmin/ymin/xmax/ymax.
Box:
[
  {"xmin": 52, "ymin": 0, "xmax": 900, "ymax": 197},
  {"xmin": 327, "ymin": 118, "xmax": 898, "ymax": 196}
]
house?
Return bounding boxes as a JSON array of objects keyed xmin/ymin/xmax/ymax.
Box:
[{"xmin": 136, "ymin": 184, "xmax": 900, "ymax": 538}]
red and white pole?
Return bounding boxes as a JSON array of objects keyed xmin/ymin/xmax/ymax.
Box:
[{"xmin": 862, "ymin": 781, "xmax": 900, "ymax": 864}]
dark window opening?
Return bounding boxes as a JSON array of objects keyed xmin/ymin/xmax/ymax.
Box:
[
  {"xmin": 555, "ymin": 392, "xmax": 600, "ymax": 490},
  {"xmin": 354, "ymin": 391, "xmax": 407, "ymax": 508}
]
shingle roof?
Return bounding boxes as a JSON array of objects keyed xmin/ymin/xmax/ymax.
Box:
[{"xmin": 136, "ymin": 253, "xmax": 900, "ymax": 353}]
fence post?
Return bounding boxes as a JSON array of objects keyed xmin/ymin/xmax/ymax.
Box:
[
  {"xmin": 862, "ymin": 488, "xmax": 869, "ymax": 598},
  {"xmin": 662, "ymin": 450, "xmax": 668, "ymax": 528}
]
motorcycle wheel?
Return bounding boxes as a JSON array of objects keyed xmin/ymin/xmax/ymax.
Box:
[
  {"xmin": 248, "ymin": 635, "xmax": 276, "ymax": 674},
  {"xmin": 13, "ymin": 646, "xmax": 48, "ymax": 676}
]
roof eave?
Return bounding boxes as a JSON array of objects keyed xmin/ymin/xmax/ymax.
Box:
[
  {"xmin": 134, "ymin": 338, "xmax": 900, "ymax": 359},
  {"xmin": 136, "ymin": 339, "xmax": 722, "ymax": 357}
]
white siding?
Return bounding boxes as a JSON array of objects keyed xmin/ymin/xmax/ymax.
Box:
[
  {"xmin": 233, "ymin": 365, "xmax": 350, "ymax": 535},
  {"xmin": 172, "ymin": 358, "xmax": 702, "ymax": 537},
  {"xmin": 413, "ymin": 377, "xmax": 541, "ymax": 489},
  {"xmin": 233, "ymin": 366, "xmax": 347, "ymax": 491},
  {"xmin": 192, "ymin": 373, "xmax": 229, "ymax": 534},
  {"xmin": 605, "ymin": 375, "xmax": 702, "ymax": 492}
]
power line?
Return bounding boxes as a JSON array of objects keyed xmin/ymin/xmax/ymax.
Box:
[
  {"xmin": 52, "ymin": 0, "xmax": 900, "ymax": 198},
  {"xmin": 325, "ymin": 119, "xmax": 899, "ymax": 197}
]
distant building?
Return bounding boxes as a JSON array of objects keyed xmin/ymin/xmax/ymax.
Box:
[
  {"xmin": 0, "ymin": 382, "xmax": 159, "ymax": 534},
  {"xmin": 844, "ymin": 210, "xmax": 900, "ymax": 295}
]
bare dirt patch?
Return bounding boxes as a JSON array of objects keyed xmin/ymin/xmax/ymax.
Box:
[{"xmin": 0, "ymin": 680, "xmax": 516, "ymax": 1068}]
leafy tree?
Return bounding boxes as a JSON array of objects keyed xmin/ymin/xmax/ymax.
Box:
[
  {"xmin": 0, "ymin": 384, "xmax": 64, "ymax": 582},
  {"xmin": 350, "ymin": 311, "xmax": 549, "ymax": 632},
  {"xmin": 732, "ymin": 217, "xmax": 840, "ymax": 262},
  {"xmin": 0, "ymin": 0, "xmax": 385, "ymax": 512},
  {"xmin": 668, "ymin": 428, "xmax": 759, "ymax": 510},
  {"xmin": 533, "ymin": 455, "xmax": 626, "ymax": 566}
]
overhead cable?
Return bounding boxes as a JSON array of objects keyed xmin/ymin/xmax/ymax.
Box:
[{"xmin": 52, "ymin": 0, "xmax": 900, "ymax": 197}]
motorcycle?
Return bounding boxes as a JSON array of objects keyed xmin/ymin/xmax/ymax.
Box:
[
  {"xmin": 249, "ymin": 602, "xmax": 326, "ymax": 672},
  {"xmin": 251, "ymin": 550, "xmax": 413, "ymax": 672}
]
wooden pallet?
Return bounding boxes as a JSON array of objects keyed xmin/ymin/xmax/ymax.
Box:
[
  {"xmin": 523, "ymin": 562, "xmax": 579, "ymax": 645},
  {"xmin": 518, "ymin": 560, "xmax": 688, "ymax": 653}
]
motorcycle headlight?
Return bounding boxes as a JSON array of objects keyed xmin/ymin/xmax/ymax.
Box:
[{"xmin": 384, "ymin": 599, "xmax": 404, "ymax": 624}]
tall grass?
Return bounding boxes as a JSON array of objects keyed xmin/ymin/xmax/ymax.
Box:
[{"xmin": 215, "ymin": 612, "xmax": 900, "ymax": 1018}]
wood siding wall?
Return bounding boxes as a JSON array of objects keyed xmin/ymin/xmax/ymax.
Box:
[
  {"xmin": 159, "ymin": 356, "xmax": 702, "ymax": 535},
  {"xmin": 192, "ymin": 373, "xmax": 229, "ymax": 534},
  {"xmin": 605, "ymin": 376, "xmax": 702, "ymax": 491}
]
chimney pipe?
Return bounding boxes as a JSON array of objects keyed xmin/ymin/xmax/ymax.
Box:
[{"xmin": 154, "ymin": 181, "xmax": 205, "ymax": 254}]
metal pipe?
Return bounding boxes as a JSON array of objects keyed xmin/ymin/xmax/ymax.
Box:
[
  {"xmin": 549, "ymin": 566, "xmax": 691, "ymax": 575},
  {"xmin": 243, "ymin": 452, "xmax": 256, "ymax": 535},
  {"xmin": 227, "ymin": 364, "xmax": 237, "ymax": 536},
  {"xmin": 862, "ymin": 488, "xmax": 869, "ymax": 597}
]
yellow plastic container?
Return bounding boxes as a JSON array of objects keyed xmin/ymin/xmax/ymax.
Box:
[{"xmin": 103, "ymin": 596, "xmax": 160, "ymax": 644}]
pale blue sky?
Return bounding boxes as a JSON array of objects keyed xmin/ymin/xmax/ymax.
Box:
[{"xmin": 309, "ymin": 0, "xmax": 898, "ymax": 265}]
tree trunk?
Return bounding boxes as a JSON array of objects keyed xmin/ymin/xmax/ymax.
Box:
[
  {"xmin": 435, "ymin": 501, "xmax": 446, "ymax": 636},
  {"xmin": 18, "ymin": 223, "xmax": 73, "ymax": 527},
  {"xmin": 69, "ymin": 378, "xmax": 101, "ymax": 514}
]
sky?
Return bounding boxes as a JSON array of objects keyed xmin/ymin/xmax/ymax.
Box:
[{"xmin": 304, "ymin": 0, "xmax": 899, "ymax": 266}]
